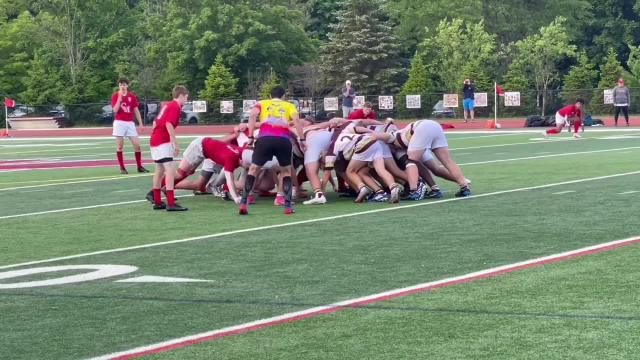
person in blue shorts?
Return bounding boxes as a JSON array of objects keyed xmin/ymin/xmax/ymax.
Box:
[{"xmin": 462, "ymin": 78, "xmax": 475, "ymax": 123}]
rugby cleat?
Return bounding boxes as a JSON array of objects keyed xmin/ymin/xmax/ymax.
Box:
[
  {"xmin": 238, "ymin": 203, "xmax": 248, "ymax": 215},
  {"xmin": 369, "ymin": 191, "xmax": 390, "ymax": 202},
  {"xmin": 145, "ymin": 190, "xmax": 154, "ymax": 203},
  {"xmin": 303, "ymin": 193, "xmax": 327, "ymax": 205},
  {"xmin": 389, "ymin": 185, "xmax": 400, "ymax": 204},
  {"xmin": 166, "ymin": 203, "xmax": 188, "ymax": 211},
  {"xmin": 120, "ymin": 168, "xmax": 129, "ymax": 174},
  {"xmin": 416, "ymin": 180, "xmax": 427, "ymax": 199},
  {"xmin": 354, "ymin": 187, "xmax": 372, "ymax": 203},
  {"xmin": 283, "ymin": 206, "xmax": 295, "ymax": 215},
  {"xmin": 425, "ymin": 189, "xmax": 444, "ymax": 199},
  {"xmin": 152, "ymin": 202, "xmax": 166, "ymax": 210},
  {"xmin": 137, "ymin": 166, "xmax": 150, "ymax": 173},
  {"xmin": 406, "ymin": 190, "xmax": 422, "ymax": 201},
  {"xmin": 454, "ymin": 186, "xmax": 471, "ymax": 197},
  {"xmin": 274, "ymin": 194, "xmax": 285, "ymax": 206}
]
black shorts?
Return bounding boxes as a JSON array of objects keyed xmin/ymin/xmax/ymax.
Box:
[{"xmin": 252, "ymin": 136, "xmax": 292, "ymax": 167}]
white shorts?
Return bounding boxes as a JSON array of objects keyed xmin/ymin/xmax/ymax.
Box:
[
  {"xmin": 352, "ymin": 141, "xmax": 384, "ymax": 162},
  {"xmin": 380, "ymin": 142, "xmax": 393, "ymax": 159},
  {"xmin": 183, "ymin": 137, "xmax": 205, "ymax": 167},
  {"xmin": 150, "ymin": 143, "xmax": 174, "ymax": 162},
  {"xmin": 304, "ymin": 131, "xmax": 332, "ymax": 165},
  {"xmin": 201, "ymin": 159, "xmax": 219, "ymax": 173},
  {"xmin": 421, "ymin": 150, "xmax": 434, "ymax": 162},
  {"xmin": 407, "ymin": 120, "xmax": 448, "ymax": 152},
  {"xmin": 112, "ymin": 120, "xmax": 138, "ymax": 138},
  {"xmin": 242, "ymin": 149, "xmax": 278, "ymax": 169},
  {"xmin": 555, "ymin": 112, "xmax": 567, "ymax": 126}
]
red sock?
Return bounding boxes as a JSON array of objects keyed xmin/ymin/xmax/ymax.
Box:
[
  {"xmin": 546, "ymin": 129, "xmax": 559, "ymax": 135},
  {"xmin": 223, "ymin": 183, "xmax": 229, "ymax": 191},
  {"xmin": 573, "ymin": 120, "xmax": 581, "ymax": 133},
  {"xmin": 198, "ymin": 182, "xmax": 207, "ymax": 193},
  {"xmin": 116, "ymin": 151, "xmax": 125, "ymax": 170},
  {"xmin": 135, "ymin": 151, "xmax": 142, "ymax": 168},
  {"xmin": 152, "ymin": 188, "xmax": 162, "ymax": 205},
  {"xmin": 166, "ymin": 190, "xmax": 176, "ymax": 207}
]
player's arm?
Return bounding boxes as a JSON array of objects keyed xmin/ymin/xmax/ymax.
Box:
[
  {"xmin": 134, "ymin": 107, "xmax": 143, "ymax": 127},
  {"xmin": 166, "ymin": 122, "xmax": 179, "ymax": 156},
  {"xmin": 112, "ymin": 93, "xmax": 122, "ymax": 113},
  {"xmin": 292, "ymin": 112, "xmax": 305, "ymax": 152},
  {"xmin": 353, "ymin": 126, "xmax": 374, "ymax": 134},
  {"xmin": 224, "ymin": 168, "xmax": 241, "ymax": 204},
  {"xmin": 360, "ymin": 119, "xmax": 382, "ymax": 126},
  {"xmin": 247, "ymin": 106, "xmax": 260, "ymax": 146}
]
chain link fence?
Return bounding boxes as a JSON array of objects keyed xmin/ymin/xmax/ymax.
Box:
[{"xmin": 1, "ymin": 88, "xmax": 638, "ymax": 129}]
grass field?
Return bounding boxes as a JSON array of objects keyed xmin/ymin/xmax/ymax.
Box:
[{"xmin": 1, "ymin": 130, "xmax": 640, "ymax": 359}]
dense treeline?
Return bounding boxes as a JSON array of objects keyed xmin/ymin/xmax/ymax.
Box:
[{"xmin": 1, "ymin": 0, "xmax": 639, "ymax": 113}]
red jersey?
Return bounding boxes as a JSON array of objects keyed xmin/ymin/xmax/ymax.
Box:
[
  {"xmin": 202, "ymin": 138, "xmax": 242, "ymax": 172},
  {"xmin": 558, "ymin": 104, "xmax": 582, "ymax": 118},
  {"xmin": 150, "ymin": 100, "xmax": 181, "ymax": 147},
  {"xmin": 111, "ymin": 92, "xmax": 139, "ymax": 122},
  {"xmin": 347, "ymin": 109, "xmax": 376, "ymax": 120}
]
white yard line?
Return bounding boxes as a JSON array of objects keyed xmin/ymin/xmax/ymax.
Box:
[
  {"xmin": 552, "ymin": 190, "xmax": 576, "ymax": 195},
  {"xmin": 0, "ymin": 174, "xmax": 151, "ymax": 192},
  {"xmin": 459, "ymin": 146, "xmax": 640, "ymax": 166},
  {"xmin": 1, "ymin": 170, "xmax": 639, "ymax": 270},
  {"xmin": 618, "ymin": 190, "xmax": 639, "ymax": 195}
]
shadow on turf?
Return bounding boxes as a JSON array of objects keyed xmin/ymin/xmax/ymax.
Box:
[{"xmin": 1, "ymin": 292, "xmax": 638, "ymax": 322}]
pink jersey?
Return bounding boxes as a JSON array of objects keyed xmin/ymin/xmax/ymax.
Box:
[
  {"xmin": 558, "ymin": 104, "xmax": 581, "ymax": 118},
  {"xmin": 111, "ymin": 92, "xmax": 139, "ymax": 122},
  {"xmin": 150, "ymin": 100, "xmax": 181, "ymax": 147},
  {"xmin": 202, "ymin": 138, "xmax": 242, "ymax": 171}
]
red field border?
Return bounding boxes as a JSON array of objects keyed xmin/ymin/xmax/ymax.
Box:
[{"xmin": 91, "ymin": 236, "xmax": 640, "ymax": 360}]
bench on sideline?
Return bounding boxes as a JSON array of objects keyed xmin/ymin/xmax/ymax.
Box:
[{"xmin": 8, "ymin": 117, "xmax": 65, "ymax": 130}]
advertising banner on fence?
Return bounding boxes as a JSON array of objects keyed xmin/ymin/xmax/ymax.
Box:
[
  {"xmin": 406, "ymin": 95, "xmax": 421, "ymax": 109},
  {"xmin": 443, "ymin": 94, "xmax": 459, "ymax": 108},
  {"xmin": 474, "ymin": 93, "xmax": 488, "ymax": 107},
  {"xmin": 324, "ymin": 97, "xmax": 339, "ymax": 111},
  {"xmin": 378, "ymin": 96, "xmax": 394, "ymax": 110},
  {"xmin": 193, "ymin": 101, "xmax": 207, "ymax": 113},
  {"xmin": 220, "ymin": 101, "xmax": 233, "ymax": 114},
  {"xmin": 504, "ymin": 92, "xmax": 521, "ymax": 106}
]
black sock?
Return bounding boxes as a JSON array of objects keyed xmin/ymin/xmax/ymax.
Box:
[
  {"xmin": 242, "ymin": 175, "xmax": 256, "ymax": 204},
  {"xmin": 283, "ymin": 176, "xmax": 292, "ymax": 207}
]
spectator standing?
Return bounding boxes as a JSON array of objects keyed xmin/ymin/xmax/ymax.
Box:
[
  {"xmin": 111, "ymin": 77, "xmax": 148, "ymax": 174},
  {"xmin": 613, "ymin": 78, "xmax": 630, "ymax": 126},
  {"xmin": 342, "ymin": 80, "xmax": 356, "ymax": 117},
  {"xmin": 462, "ymin": 78, "xmax": 475, "ymax": 123}
]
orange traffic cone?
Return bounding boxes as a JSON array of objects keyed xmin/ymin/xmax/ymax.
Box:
[{"xmin": 485, "ymin": 120, "xmax": 496, "ymax": 129}]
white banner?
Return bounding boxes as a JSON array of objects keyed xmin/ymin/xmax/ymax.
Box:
[
  {"xmin": 443, "ymin": 94, "xmax": 459, "ymax": 108},
  {"xmin": 353, "ymin": 96, "xmax": 366, "ymax": 109},
  {"xmin": 603, "ymin": 89, "xmax": 614, "ymax": 105},
  {"xmin": 474, "ymin": 93, "xmax": 488, "ymax": 107},
  {"xmin": 192, "ymin": 101, "xmax": 207, "ymax": 113},
  {"xmin": 220, "ymin": 101, "xmax": 234, "ymax": 114},
  {"xmin": 378, "ymin": 96, "xmax": 394, "ymax": 110},
  {"xmin": 504, "ymin": 92, "xmax": 521, "ymax": 107},
  {"xmin": 324, "ymin": 97, "xmax": 339, "ymax": 111},
  {"xmin": 405, "ymin": 95, "xmax": 421, "ymax": 109},
  {"xmin": 242, "ymin": 100, "xmax": 257, "ymax": 113}
]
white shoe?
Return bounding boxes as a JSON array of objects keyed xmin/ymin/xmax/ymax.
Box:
[
  {"xmin": 542, "ymin": 131, "xmax": 549, "ymax": 139},
  {"xmin": 303, "ymin": 193, "xmax": 327, "ymax": 205},
  {"xmin": 573, "ymin": 133, "xmax": 581, "ymax": 139},
  {"xmin": 464, "ymin": 178, "xmax": 472, "ymax": 185},
  {"xmin": 389, "ymin": 185, "xmax": 400, "ymax": 204}
]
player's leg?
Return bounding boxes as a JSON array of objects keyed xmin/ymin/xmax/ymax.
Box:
[
  {"xmin": 128, "ymin": 136, "xmax": 148, "ymax": 172},
  {"xmin": 151, "ymin": 161, "xmax": 165, "ymax": 209},
  {"xmin": 346, "ymin": 159, "xmax": 371, "ymax": 203},
  {"xmin": 272, "ymin": 138, "xmax": 294, "ymax": 213},
  {"xmin": 371, "ymin": 157, "xmax": 400, "ymax": 203},
  {"xmin": 432, "ymin": 146, "xmax": 470, "ymax": 197},
  {"xmin": 614, "ymin": 106, "xmax": 621, "ymax": 126},
  {"xmin": 162, "ymin": 160, "xmax": 187, "ymax": 211},
  {"xmin": 115, "ymin": 136, "xmax": 127, "ymax": 173}
]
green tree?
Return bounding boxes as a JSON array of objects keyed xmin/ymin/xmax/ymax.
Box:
[
  {"xmin": 20, "ymin": 51, "xmax": 65, "ymax": 104},
  {"xmin": 199, "ymin": 56, "xmax": 240, "ymax": 103},
  {"xmin": 417, "ymin": 19, "xmax": 497, "ymax": 93},
  {"xmin": 398, "ymin": 54, "xmax": 431, "ymax": 117},
  {"xmin": 560, "ymin": 52, "xmax": 597, "ymax": 104},
  {"xmin": 592, "ymin": 48, "xmax": 624, "ymax": 114},
  {"xmin": 320, "ymin": 0, "xmax": 404, "ymax": 95},
  {"xmin": 259, "ymin": 70, "xmax": 281, "ymax": 100},
  {"xmin": 508, "ymin": 17, "xmax": 576, "ymax": 115}
]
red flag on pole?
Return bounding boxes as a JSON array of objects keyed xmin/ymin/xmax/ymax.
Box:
[
  {"xmin": 4, "ymin": 98, "xmax": 15, "ymax": 108},
  {"xmin": 496, "ymin": 85, "xmax": 504, "ymax": 97}
]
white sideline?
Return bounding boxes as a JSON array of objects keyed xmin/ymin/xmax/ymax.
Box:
[
  {"xmin": 1, "ymin": 170, "xmax": 640, "ymax": 271},
  {"xmin": 458, "ymin": 146, "xmax": 640, "ymax": 166},
  {"xmin": 87, "ymin": 234, "xmax": 640, "ymax": 360},
  {"xmin": 0, "ymin": 174, "xmax": 151, "ymax": 192}
]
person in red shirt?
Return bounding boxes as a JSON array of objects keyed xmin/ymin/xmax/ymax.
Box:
[
  {"xmin": 347, "ymin": 102, "xmax": 377, "ymax": 121},
  {"xmin": 111, "ymin": 77, "xmax": 148, "ymax": 174},
  {"xmin": 148, "ymin": 85, "xmax": 189, "ymax": 211},
  {"xmin": 545, "ymin": 99, "xmax": 585, "ymax": 138}
]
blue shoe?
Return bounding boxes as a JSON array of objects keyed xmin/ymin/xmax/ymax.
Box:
[
  {"xmin": 368, "ymin": 191, "xmax": 390, "ymax": 202},
  {"xmin": 406, "ymin": 190, "xmax": 421, "ymax": 201},
  {"xmin": 425, "ymin": 189, "xmax": 444, "ymax": 199},
  {"xmin": 454, "ymin": 186, "xmax": 471, "ymax": 197},
  {"xmin": 417, "ymin": 180, "xmax": 427, "ymax": 199}
]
